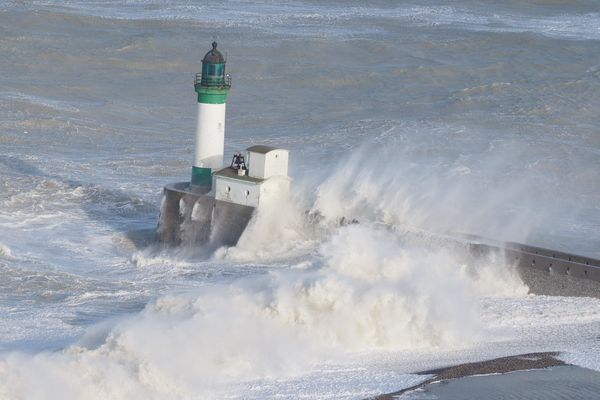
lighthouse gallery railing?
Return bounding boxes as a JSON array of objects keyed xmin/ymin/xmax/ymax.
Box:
[{"xmin": 195, "ymin": 73, "xmax": 232, "ymax": 89}]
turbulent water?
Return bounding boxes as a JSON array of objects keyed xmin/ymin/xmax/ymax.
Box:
[{"xmin": 1, "ymin": 1, "xmax": 600, "ymax": 399}]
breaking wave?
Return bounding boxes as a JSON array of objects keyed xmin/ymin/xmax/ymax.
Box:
[
  {"xmin": 15, "ymin": 1, "xmax": 600, "ymax": 40},
  {"xmin": 0, "ymin": 134, "xmax": 538, "ymax": 399},
  {"xmin": 0, "ymin": 219, "xmax": 527, "ymax": 399},
  {"xmin": 0, "ymin": 242, "xmax": 14, "ymax": 259}
]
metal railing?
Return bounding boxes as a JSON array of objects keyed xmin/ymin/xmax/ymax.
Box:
[{"xmin": 194, "ymin": 73, "xmax": 232, "ymax": 89}]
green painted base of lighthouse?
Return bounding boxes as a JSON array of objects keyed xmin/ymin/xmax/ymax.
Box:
[
  {"xmin": 195, "ymin": 87, "xmax": 229, "ymax": 104},
  {"xmin": 191, "ymin": 166, "xmax": 212, "ymax": 187}
]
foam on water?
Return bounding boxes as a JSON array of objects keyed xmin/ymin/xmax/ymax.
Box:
[
  {"xmin": 2, "ymin": 200, "xmax": 599, "ymax": 398},
  {"xmin": 1, "ymin": 130, "xmax": 597, "ymax": 397},
  {"xmin": 0, "ymin": 243, "xmax": 14, "ymax": 260},
  {"xmin": 0, "ymin": 92, "xmax": 81, "ymax": 113},
  {"xmin": 0, "ymin": 139, "xmax": 553, "ymax": 397},
  {"xmin": 0, "ymin": 133, "xmax": 597, "ymax": 397},
  {"xmin": 0, "ymin": 218, "xmax": 528, "ymax": 399},
  {"xmin": 15, "ymin": 1, "xmax": 600, "ymax": 40}
]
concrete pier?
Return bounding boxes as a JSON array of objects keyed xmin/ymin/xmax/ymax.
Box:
[
  {"xmin": 462, "ymin": 234, "xmax": 600, "ymax": 296},
  {"xmin": 158, "ymin": 182, "xmax": 254, "ymax": 248}
]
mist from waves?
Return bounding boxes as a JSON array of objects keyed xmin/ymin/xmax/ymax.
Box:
[
  {"xmin": 312, "ymin": 142, "xmax": 543, "ymax": 245},
  {"xmin": 0, "ymin": 143, "xmax": 528, "ymax": 399},
  {"xmin": 0, "ymin": 227, "xmax": 526, "ymax": 399}
]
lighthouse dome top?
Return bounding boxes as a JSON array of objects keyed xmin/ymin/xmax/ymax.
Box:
[{"xmin": 202, "ymin": 42, "xmax": 225, "ymax": 64}]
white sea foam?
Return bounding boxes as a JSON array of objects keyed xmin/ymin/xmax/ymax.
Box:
[
  {"xmin": 19, "ymin": 1, "xmax": 600, "ymax": 40},
  {"xmin": 0, "ymin": 219, "xmax": 530, "ymax": 399},
  {"xmin": 216, "ymin": 189, "xmax": 315, "ymax": 262},
  {"xmin": 130, "ymin": 250, "xmax": 192, "ymax": 268},
  {"xmin": 560, "ymin": 343, "xmax": 600, "ymax": 373},
  {"xmin": 310, "ymin": 142, "xmax": 547, "ymax": 246},
  {"xmin": 0, "ymin": 132, "xmax": 590, "ymax": 398},
  {"xmin": 0, "ymin": 242, "xmax": 14, "ymax": 259},
  {"xmin": 0, "ymin": 92, "xmax": 81, "ymax": 113}
]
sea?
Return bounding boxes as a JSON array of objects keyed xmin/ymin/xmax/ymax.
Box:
[{"xmin": 1, "ymin": 1, "xmax": 600, "ymax": 399}]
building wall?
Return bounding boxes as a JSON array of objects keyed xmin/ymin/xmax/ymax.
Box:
[
  {"xmin": 264, "ymin": 150, "xmax": 289, "ymax": 178},
  {"xmin": 214, "ymin": 176, "xmax": 260, "ymax": 207},
  {"xmin": 248, "ymin": 149, "xmax": 289, "ymax": 179},
  {"xmin": 247, "ymin": 152, "xmax": 266, "ymax": 179}
]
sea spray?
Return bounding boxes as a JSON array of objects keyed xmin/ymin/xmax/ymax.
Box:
[
  {"xmin": 216, "ymin": 188, "xmax": 316, "ymax": 262},
  {"xmin": 93, "ymin": 139, "xmax": 534, "ymax": 397},
  {"xmin": 0, "ymin": 242, "xmax": 14, "ymax": 259},
  {"xmin": 310, "ymin": 140, "xmax": 560, "ymax": 246},
  {"xmin": 0, "ymin": 223, "xmax": 526, "ymax": 399}
]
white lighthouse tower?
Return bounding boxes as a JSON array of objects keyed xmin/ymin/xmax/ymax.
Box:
[{"xmin": 191, "ymin": 41, "xmax": 231, "ymax": 187}]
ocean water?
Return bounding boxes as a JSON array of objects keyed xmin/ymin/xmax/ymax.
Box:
[{"xmin": 1, "ymin": 0, "xmax": 600, "ymax": 398}]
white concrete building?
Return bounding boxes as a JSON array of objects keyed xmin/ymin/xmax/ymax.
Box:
[{"xmin": 214, "ymin": 145, "xmax": 290, "ymax": 208}]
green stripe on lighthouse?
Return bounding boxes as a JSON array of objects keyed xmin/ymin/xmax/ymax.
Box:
[
  {"xmin": 191, "ymin": 166, "xmax": 212, "ymax": 186},
  {"xmin": 196, "ymin": 87, "xmax": 229, "ymax": 104}
]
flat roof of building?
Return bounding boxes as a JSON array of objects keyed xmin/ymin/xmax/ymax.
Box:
[
  {"xmin": 214, "ymin": 167, "xmax": 263, "ymax": 183},
  {"xmin": 246, "ymin": 145, "xmax": 280, "ymax": 154}
]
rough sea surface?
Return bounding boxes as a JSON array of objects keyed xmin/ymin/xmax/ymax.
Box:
[{"xmin": 1, "ymin": 1, "xmax": 599, "ymax": 399}]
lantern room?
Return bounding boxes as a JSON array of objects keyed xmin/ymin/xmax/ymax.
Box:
[{"xmin": 200, "ymin": 42, "xmax": 229, "ymax": 87}]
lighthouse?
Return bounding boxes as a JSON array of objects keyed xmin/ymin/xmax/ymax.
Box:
[
  {"xmin": 159, "ymin": 42, "xmax": 290, "ymax": 247},
  {"xmin": 192, "ymin": 41, "xmax": 231, "ymax": 187}
]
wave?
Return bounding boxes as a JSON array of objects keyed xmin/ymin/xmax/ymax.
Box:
[
  {"xmin": 3, "ymin": 133, "xmax": 597, "ymax": 398},
  {"xmin": 16, "ymin": 1, "xmax": 600, "ymax": 40},
  {"xmin": 0, "ymin": 175, "xmax": 155, "ymax": 222},
  {"xmin": 0, "ymin": 220, "xmax": 527, "ymax": 399},
  {"xmin": 0, "ymin": 92, "xmax": 81, "ymax": 113},
  {"xmin": 0, "ymin": 242, "xmax": 14, "ymax": 259}
]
